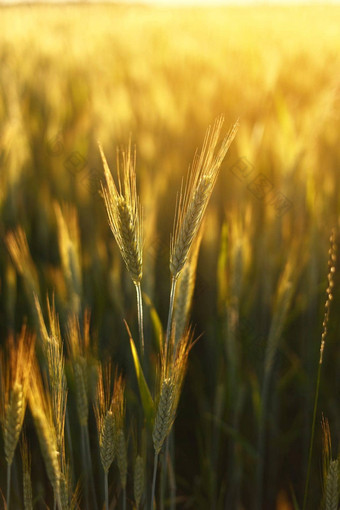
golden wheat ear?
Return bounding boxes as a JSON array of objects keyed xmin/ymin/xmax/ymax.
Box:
[
  {"xmin": 99, "ymin": 140, "xmax": 145, "ymax": 355},
  {"xmin": 153, "ymin": 328, "xmax": 193, "ymax": 455},
  {"xmin": 28, "ymin": 361, "xmax": 61, "ymax": 508},
  {"xmin": 151, "ymin": 328, "xmax": 193, "ymax": 508},
  {"xmin": 166, "ymin": 117, "xmax": 238, "ymax": 347},
  {"xmin": 170, "ymin": 116, "xmax": 238, "ymax": 280},
  {"xmin": 112, "ymin": 372, "xmax": 127, "ymax": 492},
  {"xmin": 94, "ymin": 362, "xmax": 116, "ymax": 475},
  {"xmin": 99, "ymin": 141, "xmax": 143, "ymax": 284},
  {"xmin": 5, "ymin": 228, "xmax": 41, "ymax": 326},
  {"xmin": 1, "ymin": 328, "xmax": 35, "ymax": 468}
]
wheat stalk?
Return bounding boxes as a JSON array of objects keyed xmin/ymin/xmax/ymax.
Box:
[
  {"xmin": 66, "ymin": 312, "xmax": 98, "ymax": 510},
  {"xmin": 173, "ymin": 229, "xmax": 202, "ymax": 346},
  {"xmin": 59, "ymin": 457, "xmax": 80, "ymax": 510},
  {"xmin": 20, "ymin": 435, "xmax": 33, "ymax": 510},
  {"xmin": 303, "ymin": 229, "xmax": 337, "ymax": 510}
]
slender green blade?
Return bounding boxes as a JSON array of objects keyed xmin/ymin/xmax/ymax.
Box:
[
  {"xmin": 129, "ymin": 336, "xmax": 155, "ymax": 425},
  {"xmin": 143, "ymin": 292, "xmax": 163, "ymax": 352}
]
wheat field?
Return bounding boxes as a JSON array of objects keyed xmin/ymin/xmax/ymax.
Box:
[{"xmin": 0, "ymin": 3, "xmax": 339, "ymax": 509}]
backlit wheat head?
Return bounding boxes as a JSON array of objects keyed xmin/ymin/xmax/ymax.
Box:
[
  {"xmin": 5, "ymin": 227, "xmax": 40, "ymax": 303},
  {"xmin": 152, "ymin": 329, "xmax": 192, "ymax": 455},
  {"xmin": 170, "ymin": 116, "xmax": 238, "ymax": 279},
  {"xmin": 112, "ymin": 372, "xmax": 127, "ymax": 490},
  {"xmin": 0, "ymin": 328, "xmax": 35, "ymax": 467},
  {"xmin": 99, "ymin": 141, "xmax": 143, "ymax": 284},
  {"xmin": 34, "ymin": 295, "xmax": 67, "ymax": 452},
  {"xmin": 94, "ymin": 363, "xmax": 117, "ymax": 474},
  {"xmin": 28, "ymin": 361, "xmax": 61, "ymax": 502}
]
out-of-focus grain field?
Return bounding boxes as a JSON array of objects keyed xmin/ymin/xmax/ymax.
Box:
[{"xmin": 0, "ymin": 4, "xmax": 339, "ymax": 509}]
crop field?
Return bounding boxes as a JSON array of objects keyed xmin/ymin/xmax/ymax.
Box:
[{"xmin": 0, "ymin": 3, "xmax": 339, "ymax": 509}]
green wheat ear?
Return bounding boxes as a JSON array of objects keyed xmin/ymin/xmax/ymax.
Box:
[{"xmin": 134, "ymin": 455, "xmax": 145, "ymax": 509}]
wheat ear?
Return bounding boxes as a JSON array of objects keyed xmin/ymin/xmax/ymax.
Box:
[
  {"xmin": 0, "ymin": 329, "xmax": 35, "ymax": 510},
  {"xmin": 325, "ymin": 460, "xmax": 339, "ymax": 510},
  {"xmin": 170, "ymin": 117, "xmax": 238, "ymax": 280},
  {"xmin": 28, "ymin": 365, "xmax": 61, "ymax": 509},
  {"xmin": 151, "ymin": 330, "xmax": 192, "ymax": 508},
  {"xmin": 167, "ymin": 117, "xmax": 238, "ymax": 346},
  {"xmin": 153, "ymin": 379, "xmax": 175, "ymax": 456},
  {"xmin": 134, "ymin": 455, "xmax": 144, "ymax": 509},
  {"xmin": 99, "ymin": 141, "xmax": 145, "ymax": 355},
  {"xmin": 109, "ymin": 371, "xmax": 127, "ymax": 510},
  {"xmin": 33, "ymin": 410, "xmax": 61, "ymax": 500},
  {"xmin": 34, "ymin": 295, "xmax": 67, "ymax": 455},
  {"xmin": 94, "ymin": 363, "xmax": 118, "ymax": 510},
  {"xmin": 99, "ymin": 142, "xmax": 142, "ymax": 283},
  {"xmin": 321, "ymin": 417, "xmax": 339, "ymax": 510}
]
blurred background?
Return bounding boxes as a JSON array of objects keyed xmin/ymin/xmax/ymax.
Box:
[{"xmin": 0, "ymin": 2, "xmax": 339, "ymax": 508}]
